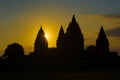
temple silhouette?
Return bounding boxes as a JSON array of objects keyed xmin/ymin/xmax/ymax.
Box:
[{"xmin": 0, "ymin": 15, "xmax": 119, "ymax": 71}]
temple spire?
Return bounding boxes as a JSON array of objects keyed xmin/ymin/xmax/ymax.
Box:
[
  {"xmin": 96, "ymin": 25, "xmax": 109, "ymax": 56},
  {"xmin": 34, "ymin": 26, "xmax": 48, "ymax": 55},
  {"xmin": 72, "ymin": 14, "xmax": 77, "ymax": 23},
  {"xmin": 57, "ymin": 25, "xmax": 65, "ymax": 48},
  {"xmin": 100, "ymin": 25, "xmax": 105, "ymax": 34},
  {"xmin": 65, "ymin": 15, "xmax": 84, "ymax": 59},
  {"xmin": 38, "ymin": 26, "xmax": 45, "ymax": 36}
]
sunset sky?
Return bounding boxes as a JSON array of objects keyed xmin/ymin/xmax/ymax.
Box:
[{"xmin": 0, "ymin": 0, "xmax": 120, "ymax": 55}]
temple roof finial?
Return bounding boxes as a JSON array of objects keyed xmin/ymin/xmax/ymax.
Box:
[{"xmin": 72, "ymin": 14, "xmax": 76, "ymax": 23}]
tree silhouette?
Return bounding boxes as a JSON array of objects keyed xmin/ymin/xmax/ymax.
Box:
[
  {"xmin": 34, "ymin": 26, "xmax": 48, "ymax": 56},
  {"xmin": 2, "ymin": 43, "xmax": 24, "ymax": 62},
  {"xmin": 65, "ymin": 15, "xmax": 84, "ymax": 59},
  {"xmin": 57, "ymin": 26, "xmax": 65, "ymax": 49},
  {"xmin": 85, "ymin": 45, "xmax": 97, "ymax": 57},
  {"xmin": 96, "ymin": 26, "xmax": 109, "ymax": 57}
]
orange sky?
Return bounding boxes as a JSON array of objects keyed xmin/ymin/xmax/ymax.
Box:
[
  {"xmin": 0, "ymin": 14, "xmax": 120, "ymax": 55},
  {"xmin": 0, "ymin": 0, "xmax": 120, "ymax": 56}
]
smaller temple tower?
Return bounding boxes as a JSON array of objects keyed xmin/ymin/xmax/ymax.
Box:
[
  {"xmin": 34, "ymin": 26, "xmax": 48, "ymax": 56},
  {"xmin": 57, "ymin": 26, "xmax": 65, "ymax": 49},
  {"xmin": 96, "ymin": 26, "xmax": 109, "ymax": 57}
]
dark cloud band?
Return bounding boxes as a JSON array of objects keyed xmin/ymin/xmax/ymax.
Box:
[
  {"xmin": 106, "ymin": 27, "xmax": 120, "ymax": 37},
  {"xmin": 102, "ymin": 15, "xmax": 120, "ymax": 19}
]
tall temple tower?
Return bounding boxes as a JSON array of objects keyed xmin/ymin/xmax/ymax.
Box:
[{"xmin": 65, "ymin": 15, "xmax": 84, "ymax": 58}]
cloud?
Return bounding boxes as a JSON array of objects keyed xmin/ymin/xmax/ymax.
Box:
[
  {"xmin": 102, "ymin": 15, "xmax": 120, "ymax": 19},
  {"xmin": 117, "ymin": 22, "xmax": 120, "ymax": 24},
  {"xmin": 106, "ymin": 27, "xmax": 120, "ymax": 37}
]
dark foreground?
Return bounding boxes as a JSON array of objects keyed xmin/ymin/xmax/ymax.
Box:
[
  {"xmin": 1, "ymin": 56, "xmax": 120, "ymax": 80},
  {"xmin": 1, "ymin": 60, "xmax": 120, "ymax": 80},
  {"xmin": 1, "ymin": 71, "xmax": 120, "ymax": 80},
  {"xmin": 0, "ymin": 63, "xmax": 120, "ymax": 80}
]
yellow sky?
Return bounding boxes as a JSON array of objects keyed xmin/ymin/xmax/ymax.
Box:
[{"xmin": 0, "ymin": 13, "xmax": 120, "ymax": 56}]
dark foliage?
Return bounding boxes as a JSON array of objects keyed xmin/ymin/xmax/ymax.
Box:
[
  {"xmin": 85, "ymin": 45, "xmax": 97, "ymax": 57},
  {"xmin": 2, "ymin": 43, "xmax": 24, "ymax": 64},
  {"xmin": 3, "ymin": 43, "xmax": 24, "ymax": 59}
]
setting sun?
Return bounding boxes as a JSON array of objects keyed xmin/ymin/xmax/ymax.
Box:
[
  {"xmin": 0, "ymin": 0, "xmax": 120, "ymax": 56},
  {"xmin": 45, "ymin": 33, "xmax": 49, "ymax": 40}
]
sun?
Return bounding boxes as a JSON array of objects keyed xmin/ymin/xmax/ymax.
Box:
[{"xmin": 45, "ymin": 33, "xmax": 49, "ymax": 40}]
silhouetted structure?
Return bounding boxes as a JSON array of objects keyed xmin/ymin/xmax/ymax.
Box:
[
  {"xmin": 0, "ymin": 15, "xmax": 120, "ymax": 72},
  {"xmin": 96, "ymin": 26, "xmax": 109, "ymax": 57},
  {"xmin": 65, "ymin": 15, "xmax": 84, "ymax": 60},
  {"xmin": 2, "ymin": 43, "xmax": 24, "ymax": 63},
  {"xmin": 56, "ymin": 26, "xmax": 67, "ymax": 62},
  {"xmin": 57, "ymin": 26, "xmax": 65, "ymax": 49},
  {"xmin": 34, "ymin": 26, "xmax": 48, "ymax": 56},
  {"xmin": 32, "ymin": 26, "xmax": 49, "ymax": 63}
]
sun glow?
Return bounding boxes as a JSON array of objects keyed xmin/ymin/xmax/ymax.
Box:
[{"xmin": 45, "ymin": 33, "xmax": 49, "ymax": 40}]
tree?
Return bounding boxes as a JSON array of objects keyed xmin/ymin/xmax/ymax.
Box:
[
  {"xmin": 96, "ymin": 26, "xmax": 109, "ymax": 57},
  {"xmin": 34, "ymin": 26, "xmax": 48, "ymax": 56},
  {"xmin": 85, "ymin": 45, "xmax": 97, "ymax": 57},
  {"xmin": 3, "ymin": 43, "xmax": 24, "ymax": 61}
]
